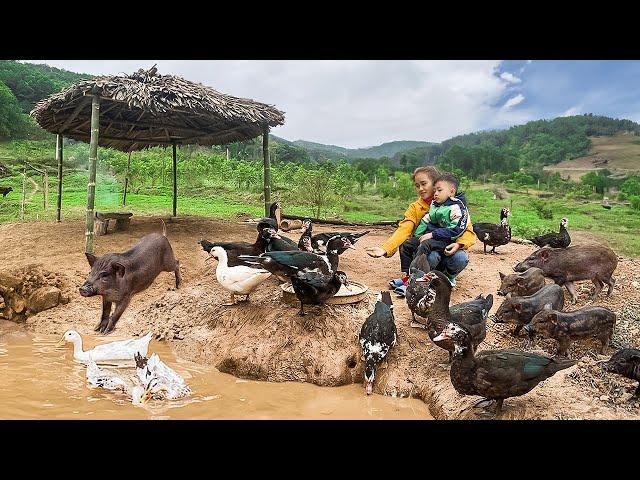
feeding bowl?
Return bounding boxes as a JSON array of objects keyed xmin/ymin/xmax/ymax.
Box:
[{"xmin": 280, "ymin": 281, "xmax": 369, "ymax": 305}]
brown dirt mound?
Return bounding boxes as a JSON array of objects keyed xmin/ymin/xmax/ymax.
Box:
[{"xmin": 1, "ymin": 215, "xmax": 639, "ymax": 419}]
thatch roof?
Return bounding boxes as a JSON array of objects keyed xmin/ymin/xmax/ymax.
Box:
[{"xmin": 30, "ymin": 66, "xmax": 285, "ymax": 152}]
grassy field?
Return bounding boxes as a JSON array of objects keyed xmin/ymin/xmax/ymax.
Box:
[
  {"xmin": 545, "ymin": 133, "xmax": 640, "ymax": 180},
  {"xmin": 1, "ymin": 169, "xmax": 639, "ymax": 257}
]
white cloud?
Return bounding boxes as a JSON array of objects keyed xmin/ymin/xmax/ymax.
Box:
[
  {"xmin": 500, "ymin": 72, "xmax": 522, "ymax": 84},
  {"xmin": 561, "ymin": 106, "xmax": 582, "ymax": 116},
  {"xmin": 22, "ymin": 59, "xmax": 524, "ymax": 147},
  {"xmin": 502, "ymin": 94, "xmax": 525, "ymax": 109}
]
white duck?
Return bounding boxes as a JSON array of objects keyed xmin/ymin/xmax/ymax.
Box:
[
  {"xmin": 86, "ymin": 358, "xmax": 150, "ymax": 405},
  {"xmin": 209, "ymin": 246, "xmax": 272, "ymax": 305},
  {"xmin": 134, "ymin": 352, "xmax": 191, "ymax": 400},
  {"xmin": 57, "ymin": 330, "xmax": 153, "ymax": 364}
]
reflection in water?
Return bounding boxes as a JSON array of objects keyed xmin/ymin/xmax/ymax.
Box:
[{"xmin": 0, "ymin": 324, "xmax": 431, "ymax": 420}]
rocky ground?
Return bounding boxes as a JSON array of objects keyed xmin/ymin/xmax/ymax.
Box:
[{"xmin": 0, "ymin": 216, "xmax": 638, "ymax": 419}]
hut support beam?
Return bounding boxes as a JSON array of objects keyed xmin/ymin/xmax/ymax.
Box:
[
  {"xmin": 263, "ymin": 126, "xmax": 271, "ymax": 217},
  {"xmin": 123, "ymin": 151, "xmax": 131, "ymax": 206},
  {"xmin": 85, "ymin": 94, "xmax": 100, "ymax": 254},
  {"xmin": 56, "ymin": 134, "xmax": 63, "ymax": 222},
  {"xmin": 172, "ymin": 143, "xmax": 177, "ymax": 217}
]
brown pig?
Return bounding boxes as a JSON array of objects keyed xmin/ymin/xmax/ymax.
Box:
[
  {"xmin": 513, "ymin": 245, "xmax": 617, "ymax": 303},
  {"xmin": 524, "ymin": 304, "xmax": 616, "ymax": 356},
  {"xmin": 79, "ymin": 229, "xmax": 181, "ymax": 334},
  {"xmin": 498, "ymin": 267, "xmax": 545, "ymax": 296},
  {"xmin": 493, "ymin": 284, "xmax": 564, "ymax": 336}
]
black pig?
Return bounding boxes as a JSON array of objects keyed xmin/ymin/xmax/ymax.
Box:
[
  {"xmin": 602, "ymin": 348, "xmax": 640, "ymax": 396},
  {"xmin": 524, "ymin": 304, "xmax": 616, "ymax": 356},
  {"xmin": 79, "ymin": 229, "xmax": 181, "ymax": 334},
  {"xmin": 513, "ymin": 245, "xmax": 617, "ymax": 304},
  {"xmin": 493, "ymin": 284, "xmax": 564, "ymax": 336},
  {"xmin": 498, "ymin": 267, "xmax": 545, "ymax": 296}
]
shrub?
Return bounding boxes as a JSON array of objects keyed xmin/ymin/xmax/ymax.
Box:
[
  {"xmin": 530, "ymin": 199, "xmax": 553, "ymax": 219},
  {"xmin": 630, "ymin": 196, "xmax": 640, "ymax": 211}
]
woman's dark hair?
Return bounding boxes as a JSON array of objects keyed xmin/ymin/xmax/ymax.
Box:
[{"xmin": 411, "ymin": 166, "xmax": 440, "ymax": 183}]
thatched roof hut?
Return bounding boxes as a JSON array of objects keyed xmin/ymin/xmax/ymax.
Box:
[
  {"xmin": 30, "ymin": 66, "xmax": 285, "ymax": 152},
  {"xmin": 29, "ymin": 66, "xmax": 285, "ymax": 253}
]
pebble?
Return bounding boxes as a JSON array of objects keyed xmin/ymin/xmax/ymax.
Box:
[{"xmin": 599, "ymin": 395, "xmax": 610, "ymax": 401}]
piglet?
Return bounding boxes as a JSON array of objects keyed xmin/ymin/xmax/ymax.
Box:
[
  {"xmin": 602, "ymin": 348, "xmax": 640, "ymax": 396},
  {"xmin": 79, "ymin": 227, "xmax": 181, "ymax": 334},
  {"xmin": 498, "ymin": 267, "xmax": 545, "ymax": 297},
  {"xmin": 513, "ymin": 245, "xmax": 617, "ymax": 303},
  {"xmin": 524, "ymin": 304, "xmax": 616, "ymax": 356},
  {"xmin": 493, "ymin": 284, "xmax": 564, "ymax": 336}
]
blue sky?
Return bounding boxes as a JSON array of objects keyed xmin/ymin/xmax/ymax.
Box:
[{"xmin": 23, "ymin": 60, "xmax": 640, "ymax": 148}]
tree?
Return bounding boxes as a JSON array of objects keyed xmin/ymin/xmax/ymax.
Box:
[{"xmin": 0, "ymin": 80, "xmax": 28, "ymax": 139}]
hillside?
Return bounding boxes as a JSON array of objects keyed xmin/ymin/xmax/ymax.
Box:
[
  {"xmin": 544, "ymin": 133, "xmax": 640, "ymax": 180},
  {"xmin": 284, "ymin": 138, "xmax": 433, "ymax": 161}
]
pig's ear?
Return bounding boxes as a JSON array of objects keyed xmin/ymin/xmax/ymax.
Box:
[
  {"xmin": 112, "ymin": 262, "xmax": 126, "ymax": 277},
  {"xmin": 543, "ymin": 303, "xmax": 553, "ymax": 311},
  {"xmin": 499, "ymin": 272, "xmax": 506, "ymax": 281},
  {"xmin": 85, "ymin": 253, "xmax": 97, "ymax": 267},
  {"xmin": 548, "ymin": 313, "xmax": 558, "ymax": 324},
  {"xmin": 540, "ymin": 249, "xmax": 550, "ymax": 261},
  {"xmin": 513, "ymin": 302, "xmax": 522, "ymax": 313}
]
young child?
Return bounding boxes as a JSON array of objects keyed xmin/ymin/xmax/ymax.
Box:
[{"xmin": 414, "ymin": 173, "xmax": 470, "ymax": 257}]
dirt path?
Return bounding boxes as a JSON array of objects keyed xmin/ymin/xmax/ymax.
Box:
[{"xmin": 0, "ymin": 216, "xmax": 638, "ymax": 419}]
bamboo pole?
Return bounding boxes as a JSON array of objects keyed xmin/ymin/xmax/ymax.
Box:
[
  {"xmin": 85, "ymin": 94, "xmax": 100, "ymax": 254},
  {"xmin": 123, "ymin": 151, "xmax": 131, "ymax": 206},
  {"xmin": 21, "ymin": 164, "xmax": 26, "ymax": 220},
  {"xmin": 56, "ymin": 134, "xmax": 63, "ymax": 221},
  {"xmin": 262, "ymin": 126, "xmax": 271, "ymax": 217},
  {"xmin": 172, "ymin": 143, "xmax": 177, "ymax": 217}
]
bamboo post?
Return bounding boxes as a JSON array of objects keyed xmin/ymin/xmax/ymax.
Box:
[
  {"xmin": 43, "ymin": 171, "xmax": 48, "ymax": 211},
  {"xmin": 123, "ymin": 151, "xmax": 131, "ymax": 206},
  {"xmin": 262, "ymin": 126, "xmax": 271, "ymax": 217},
  {"xmin": 172, "ymin": 143, "xmax": 177, "ymax": 217},
  {"xmin": 21, "ymin": 164, "xmax": 26, "ymax": 220},
  {"xmin": 85, "ymin": 94, "xmax": 100, "ymax": 254},
  {"xmin": 56, "ymin": 134, "xmax": 63, "ymax": 221}
]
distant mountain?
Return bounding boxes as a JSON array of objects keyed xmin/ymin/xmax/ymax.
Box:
[{"xmin": 271, "ymin": 136, "xmax": 433, "ymax": 160}]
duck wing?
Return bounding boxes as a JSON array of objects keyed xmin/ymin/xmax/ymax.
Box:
[
  {"xmin": 359, "ymin": 300, "xmax": 397, "ymax": 363},
  {"xmin": 239, "ymin": 251, "xmax": 331, "ymax": 277}
]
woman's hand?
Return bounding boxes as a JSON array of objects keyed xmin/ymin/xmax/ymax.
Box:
[
  {"xmin": 444, "ymin": 243, "xmax": 460, "ymax": 256},
  {"xmin": 419, "ymin": 233, "xmax": 433, "ymax": 243},
  {"xmin": 365, "ymin": 246, "xmax": 386, "ymax": 258}
]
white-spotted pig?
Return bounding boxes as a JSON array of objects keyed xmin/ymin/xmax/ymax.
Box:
[
  {"xmin": 79, "ymin": 228, "xmax": 181, "ymax": 334},
  {"xmin": 498, "ymin": 267, "xmax": 545, "ymax": 297},
  {"xmin": 524, "ymin": 304, "xmax": 616, "ymax": 356},
  {"xmin": 602, "ymin": 348, "xmax": 640, "ymax": 396},
  {"xmin": 513, "ymin": 245, "xmax": 617, "ymax": 304},
  {"xmin": 493, "ymin": 284, "xmax": 564, "ymax": 337}
]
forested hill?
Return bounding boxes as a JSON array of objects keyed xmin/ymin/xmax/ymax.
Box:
[{"xmin": 286, "ymin": 139, "xmax": 433, "ymax": 160}]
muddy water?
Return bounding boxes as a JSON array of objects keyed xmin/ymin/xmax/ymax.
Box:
[{"xmin": 0, "ymin": 324, "xmax": 431, "ymax": 420}]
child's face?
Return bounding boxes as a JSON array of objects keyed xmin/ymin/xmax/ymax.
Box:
[
  {"xmin": 433, "ymin": 181, "xmax": 456, "ymax": 203},
  {"xmin": 414, "ymin": 172, "xmax": 435, "ymax": 201}
]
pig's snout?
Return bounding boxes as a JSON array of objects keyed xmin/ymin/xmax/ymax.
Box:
[{"xmin": 79, "ymin": 284, "xmax": 95, "ymax": 297}]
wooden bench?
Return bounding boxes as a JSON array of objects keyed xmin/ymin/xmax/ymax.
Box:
[{"xmin": 94, "ymin": 212, "xmax": 133, "ymax": 235}]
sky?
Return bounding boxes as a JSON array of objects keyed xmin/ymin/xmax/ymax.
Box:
[{"xmin": 21, "ymin": 60, "xmax": 640, "ymax": 149}]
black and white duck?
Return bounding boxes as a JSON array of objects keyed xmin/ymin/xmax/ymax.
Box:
[
  {"xmin": 265, "ymin": 227, "xmax": 300, "ymax": 252},
  {"xmin": 291, "ymin": 270, "xmax": 348, "ymax": 316},
  {"xmin": 405, "ymin": 254, "xmax": 432, "ymax": 327},
  {"xmin": 297, "ymin": 219, "xmax": 314, "ymax": 252},
  {"xmin": 311, "ymin": 230, "xmax": 370, "ymax": 254},
  {"xmin": 199, "ymin": 227, "xmax": 271, "ymax": 267},
  {"xmin": 434, "ymin": 322, "xmax": 575, "ymax": 414},
  {"xmin": 208, "ymin": 246, "xmax": 272, "ymax": 305},
  {"xmin": 256, "ymin": 201, "xmax": 281, "ymax": 232},
  {"xmin": 239, "ymin": 235, "xmax": 353, "ymax": 278},
  {"xmin": 413, "ymin": 270, "xmax": 492, "ymax": 362},
  {"xmin": 473, "ymin": 207, "xmax": 512, "ymax": 254},
  {"xmin": 529, "ymin": 217, "xmax": 571, "ymax": 249},
  {"xmin": 359, "ymin": 291, "xmax": 397, "ymax": 395}
]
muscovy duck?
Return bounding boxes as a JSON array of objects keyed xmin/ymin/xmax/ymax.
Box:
[
  {"xmin": 413, "ymin": 270, "xmax": 492, "ymax": 362},
  {"xmin": 434, "ymin": 322, "xmax": 575, "ymax": 414},
  {"xmin": 208, "ymin": 246, "xmax": 272, "ymax": 305},
  {"xmin": 311, "ymin": 230, "xmax": 370, "ymax": 254},
  {"xmin": 265, "ymin": 227, "xmax": 300, "ymax": 252},
  {"xmin": 297, "ymin": 219, "xmax": 314, "ymax": 252},
  {"xmin": 199, "ymin": 227, "xmax": 271, "ymax": 267},
  {"xmin": 291, "ymin": 270, "xmax": 348, "ymax": 316},
  {"xmin": 135, "ymin": 352, "xmax": 191, "ymax": 400},
  {"xmin": 473, "ymin": 207, "xmax": 512, "ymax": 254},
  {"xmin": 405, "ymin": 254, "xmax": 432, "ymax": 327},
  {"xmin": 529, "ymin": 217, "xmax": 571, "ymax": 248},
  {"xmin": 256, "ymin": 201, "xmax": 281, "ymax": 232},
  {"xmin": 238, "ymin": 235, "xmax": 352, "ymax": 278},
  {"xmin": 359, "ymin": 291, "xmax": 397, "ymax": 395}
]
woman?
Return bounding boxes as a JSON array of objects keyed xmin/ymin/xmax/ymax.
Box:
[{"xmin": 365, "ymin": 166, "xmax": 476, "ymax": 293}]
